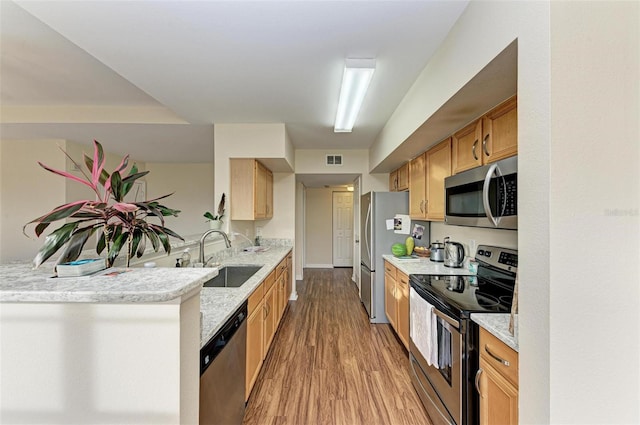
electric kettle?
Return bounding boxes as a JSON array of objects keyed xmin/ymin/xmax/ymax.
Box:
[
  {"xmin": 444, "ymin": 237, "xmax": 465, "ymax": 268},
  {"xmin": 429, "ymin": 241, "xmax": 445, "ymax": 262}
]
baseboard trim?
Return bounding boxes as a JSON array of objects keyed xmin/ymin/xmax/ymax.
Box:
[{"xmin": 305, "ymin": 264, "xmax": 334, "ymax": 269}]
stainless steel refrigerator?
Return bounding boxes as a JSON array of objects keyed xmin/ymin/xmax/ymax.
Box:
[{"xmin": 360, "ymin": 191, "xmax": 416, "ymax": 323}]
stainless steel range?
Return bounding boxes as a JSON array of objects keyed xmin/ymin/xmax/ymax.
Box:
[{"xmin": 409, "ymin": 245, "xmax": 517, "ymax": 425}]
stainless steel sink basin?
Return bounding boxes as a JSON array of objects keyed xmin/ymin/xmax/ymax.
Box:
[{"xmin": 203, "ymin": 265, "xmax": 262, "ymax": 288}]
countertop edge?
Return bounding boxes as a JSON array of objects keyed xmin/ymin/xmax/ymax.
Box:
[{"xmin": 471, "ymin": 313, "xmax": 519, "ymax": 352}]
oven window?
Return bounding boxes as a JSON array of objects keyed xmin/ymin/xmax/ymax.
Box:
[{"xmin": 437, "ymin": 319, "xmax": 453, "ymax": 385}]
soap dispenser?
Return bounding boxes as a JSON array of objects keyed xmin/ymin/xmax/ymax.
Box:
[{"xmin": 180, "ymin": 248, "xmax": 191, "ymax": 268}]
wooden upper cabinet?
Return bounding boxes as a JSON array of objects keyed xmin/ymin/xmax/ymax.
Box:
[
  {"xmin": 409, "ymin": 153, "xmax": 427, "ymax": 219},
  {"xmin": 425, "ymin": 138, "xmax": 452, "ymax": 221},
  {"xmin": 452, "ymin": 96, "xmax": 518, "ymax": 174},
  {"xmin": 389, "ymin": 170, "xmax": 398, "ymax": 192},
  {"xmin": 389, "ymin": 163, "xmax": 409, "ymax": 192},
  {"xmin": 230, "ymin": 159, "xmax": 274, "ymax": 220},
  {"xmin": 452, "ymin": 119, "xmax": 483, "ymax": 174},
  {"xmin": 483, "ymin": 96, "xmax": 518, "ymax": 164}
]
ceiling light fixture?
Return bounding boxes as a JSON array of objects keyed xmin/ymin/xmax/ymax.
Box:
[{"xmin": 334, "ymin": 58, "xmax": 376, "ymax": 133}]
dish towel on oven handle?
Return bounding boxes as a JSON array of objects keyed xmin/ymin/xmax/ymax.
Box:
[
  {"xmin": 410, "ymin": 287, "xmax": 439, "ymax": 367},
  {"xmin": 439, "ymin": 321, "xmax": 452, "ymax": 369}
]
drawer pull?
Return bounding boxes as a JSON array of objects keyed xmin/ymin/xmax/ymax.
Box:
[{"xmin": 485, "ymin": 345, "xmax": 510, "ymax": 366}]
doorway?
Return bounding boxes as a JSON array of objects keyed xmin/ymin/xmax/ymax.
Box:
[{"xmin": 332, "ymin": 191, "xmax": 353, "ymax": 267}]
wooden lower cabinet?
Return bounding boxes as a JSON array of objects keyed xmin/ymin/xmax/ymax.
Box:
[
  {"xmin": 383, "ymin": 261, "xmax": 409, "ymax": 350},
  {"xmin": 384, "ymin": 270, "xmax": 397, "ymax": 331},
  {"xmin": 396, "ymin": 271, "xmax": 410, "ymax": 349},
  {"xmin": 245, "ymin": 298, "xmax": 264, "ymax": 401},
  {"xmin": 245, "ymin": 251, "xmax": 293, "ymax": 401},
  {"xmin": 477, "ymin": 327, "xmax": 519, "ymax": 425}
]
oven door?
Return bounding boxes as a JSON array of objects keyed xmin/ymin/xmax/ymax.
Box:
[{"xmin": 410, "ymin": 292, "xmax": 462, "ymax": 425}]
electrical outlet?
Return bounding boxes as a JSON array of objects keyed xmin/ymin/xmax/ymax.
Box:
[
  {"xmin": 469, "ymin": 239, "xmax": 477, "ymax": 256},
  {"xmin": 256, "ymin": 226, "xmax": 262, "ymax": 237}
]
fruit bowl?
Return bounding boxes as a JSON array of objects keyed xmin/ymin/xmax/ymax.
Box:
[{"xmin": 413, "ymin": 246, "xmax": 430, "ymax": 257}]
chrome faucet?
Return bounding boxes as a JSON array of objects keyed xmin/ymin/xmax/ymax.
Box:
[{"xmin": 199, "ymin": 229, "xmax": 232, "ymax": 264}]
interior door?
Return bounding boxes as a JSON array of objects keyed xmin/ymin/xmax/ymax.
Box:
[{"xmin": 332, "ymin": 191, "xmax": 353, "ymax": 267}]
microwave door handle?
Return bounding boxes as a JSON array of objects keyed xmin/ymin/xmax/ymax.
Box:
[{"xmin": 482, "ymin": 163, "xmax": 499, "ymax": 227}]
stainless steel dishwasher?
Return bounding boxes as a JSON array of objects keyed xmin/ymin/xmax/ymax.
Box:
[{"xmin": 200, "ymin": 301, "xmax": 247, "ymax": 425}]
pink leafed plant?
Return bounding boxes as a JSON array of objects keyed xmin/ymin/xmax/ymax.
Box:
[{"xmin": 24, "ymin": 140, "xmax": 183, "ymax": 269}]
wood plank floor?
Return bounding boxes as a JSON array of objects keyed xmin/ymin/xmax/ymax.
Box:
[{"xmin": 243, "ymin": 268, "xmax": 432, "ymax": 425}]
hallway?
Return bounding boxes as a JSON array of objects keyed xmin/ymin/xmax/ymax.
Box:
[{"xmin": 243, "ymin": 268, "xmax": 431, "ymax": 425}]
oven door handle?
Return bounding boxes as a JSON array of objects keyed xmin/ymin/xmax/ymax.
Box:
[{"xmin": 432, "ymin": 308, "xmax": 460, "ymax": 330}]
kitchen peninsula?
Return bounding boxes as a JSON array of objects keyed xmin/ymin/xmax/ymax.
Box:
[{"xmin": 0, "ymin": 241, "xmax": 293, "ymax": 425}]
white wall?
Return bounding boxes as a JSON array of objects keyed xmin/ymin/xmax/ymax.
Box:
[
  {"xmin": 145, "ymin": 163, "xmax": 214, "ymax": 239},
  {"xmin": 304, "ymin": 187, "xmax": 334, "ymax": 267},
  {"xmin": 1, "ymin": 140, "xmax": 68, "ymax": 262},
  {"xmin": 549, "ymin": 2, "xmax": 639, "ymax": 423},
  {"xmin": 214, "ymin": 123, "xmax": 294, "ymax": 239},
  {"xmin": 430, "ymin": 222, "xmax": 517, "ymax": 258},
  {"xmin": 294, "ymin": 149, "xmax": 388, "ymax": 194},
  {"xmin": 0, "ymin": 294, "xmax": 200, "ymax": 424}
]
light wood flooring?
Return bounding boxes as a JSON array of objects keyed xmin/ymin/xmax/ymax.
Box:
[{"xmin": 243, "ymin": 268, "xmax": 432, "ymax": 425}]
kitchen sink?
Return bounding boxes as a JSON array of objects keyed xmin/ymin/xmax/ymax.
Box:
[{"xmin": 203, "ymin": 265, "xmax": 262, "ymax": 288}]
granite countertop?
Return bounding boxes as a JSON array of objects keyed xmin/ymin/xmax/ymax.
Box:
[
  {"xmin": 382, "ymin": 254, "xmax": 474, "ymax": 276},
  {"xmin": 471, "ymin": 313, "xmax": 519, "ymax": 352},
  {"xmin": 0, "ymin": 263, "xmax": 217, "ymax": 303},
  {"xmin": 199, "ymin": 246, "xmax": 292, "ymax": 348}
]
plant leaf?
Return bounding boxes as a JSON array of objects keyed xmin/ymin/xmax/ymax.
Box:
[
  {"xmin": 96, "ymin": 231, "xmax": 106, "ymax": 255},
  {"xmin": 84, "ymin": 154, "xmax": 111, "ymax": 186},
  {"xmin": 135, "ymin": 230, "xmax": 146, "ymax": 258},
  {"xmin": 109, "ymin": 171, "xmax": 123, "ymax": 202},
  {"xmin": 204, "ymin": 212, "xmax": 215, "ymax": 221},
  {"xmin": 107, "ymin": 231, "xmax": 127, "ymax": 267},
  {"xmin": 24, "ymin": 201, "xmax": 87, "ymax": 237},
  {"xmin": 146, "ymin": 229, "xmax": 160, "ymax": 252},
  {"xmin": 91, "ymin": 140, "xmax": 105, "ymax": 188},
  {"xmin": 32, "ymin": 222, "xmax": 78, "ymax": 269},
  {"xmin": 55, "ymin": 226, "xmax": 97, "ymax": 265},
  {"xmin": 37, "ymin": 161, "xmax": 94, "ymax": 190}
]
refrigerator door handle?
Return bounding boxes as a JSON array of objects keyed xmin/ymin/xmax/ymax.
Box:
[{"xmin": 364, "ymin": 201, "xmax": 372, "ymax": 266}]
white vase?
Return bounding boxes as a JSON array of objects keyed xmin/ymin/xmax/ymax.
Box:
[{"xmin": 209, "ymin": 220, "xmax": 222, "ymax": 230}]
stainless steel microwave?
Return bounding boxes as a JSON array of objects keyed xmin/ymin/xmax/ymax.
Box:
[{"xmin": 444, "ymin": 156, "xmax": 517, "ymax": 229}]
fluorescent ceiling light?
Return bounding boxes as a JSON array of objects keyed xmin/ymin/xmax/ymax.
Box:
[{"xmin": 334, "ymin": 58, "xmax": 376, "ymax": 133}]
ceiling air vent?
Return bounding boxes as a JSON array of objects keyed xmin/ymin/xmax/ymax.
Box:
[{"xmin": 326, "ymin": 154, "xmax": 343, "ymax": 166}]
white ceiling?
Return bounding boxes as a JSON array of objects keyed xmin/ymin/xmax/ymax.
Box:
[{"xmin": 1, "ymin": 0, "xmax": 469, "ymax": 162}]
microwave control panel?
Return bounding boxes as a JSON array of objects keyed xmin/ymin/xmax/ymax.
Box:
[{"xmin": 498, "ymin": 175, "xmax": 517, "ymax": 216}]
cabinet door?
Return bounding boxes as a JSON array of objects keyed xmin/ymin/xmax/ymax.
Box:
[
  {"xmin": 389, "ymin": 170, "xmax": 398, "ymax": 192},
  {"xmin": 384, "ymin": 261, "xmax": 397, "ymax": 330},
  {"xmin": 396, "ymin": 272, "xmax": 410, "ymax": 350},
  {"xmin": 426, "ymin": 138, "xmax": 452, "ymax": 221},
  {"xmin": 397, "ymin": 163, "xmax": 409, "ymax": 191},
  {"xmin": 409, "ymin": 153, "xmax": 427, "ymax": 219},
  {"xmin": 230, "ymin": 159, "xmax": 257, "ymax": 220},
  {"xmin": 478, "ymin": 360, "xmax": 519, "ymax": 425},
  {"xmin": 254, "ymin": 162, "xmax": 267, "ymax": 219},
  {"xmin": 263, "ymin": 285, "xmax": 277, "ymax": 355},
  {"xmin": 483, "ymin": 96, "xmax": 518, "ymax": 164},
  {"xmin": 265, "ymin": 168, "xmax": 273, "ymax": 219},
  {"xmin": 452, "ymin": 119, "xmax": 483, "ymax": 174},
  {"xmin": 246, "ymin": 302, "xmax": 264, "ymax": 401}
]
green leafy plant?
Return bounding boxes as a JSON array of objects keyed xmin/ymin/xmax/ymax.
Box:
[
  {"xmin": 204, "ymin": 193, "xmax": 226, "ymax": 222},
  {"xmin": 24, "ymin": 140, "xmax": 183, "ymax": 269}
]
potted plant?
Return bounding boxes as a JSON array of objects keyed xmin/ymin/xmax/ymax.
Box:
[
  {"xmin": 204, "ymin": 193, "xmax": 225, "ymax": 230},
  {"xmin": 24, "ymin": 140, "xmax": 184, "ymax": 269}
]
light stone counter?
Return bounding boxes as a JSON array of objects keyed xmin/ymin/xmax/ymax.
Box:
[
  {"xmin": 0, "ymin": 262, "xmax": 216, "ymax": 303},
  {"xmin": 199, "ymin": 245, "xmax": 292, "ymax": 348},
  {"xmin": 471, "ymin": 313, "xmax": 519, "ymax": 352},
  {"xmin": 382, "ymin": 254, "xmax": 474, "ymax": 276}
]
